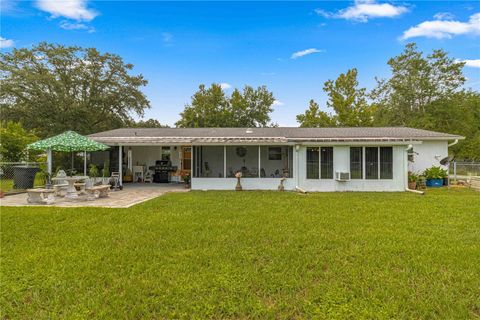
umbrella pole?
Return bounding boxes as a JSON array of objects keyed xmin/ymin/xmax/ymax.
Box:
[
  {"xmin": 71, "ymin": 152, "xmax": 74, "ymax": 175},
  {"xmin": 84, "ymin": 151, "xmax": 87, "ymax": 176}
]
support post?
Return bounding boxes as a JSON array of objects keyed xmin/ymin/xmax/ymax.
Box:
[
  {"xmin": 47, "ymin": 149, "xmax": 52, "ymax": 175},
  {"xmin": 118, "ymin": 145, "xmax": 123, "ymax": 185},
  {"xmin": 223, "ymin": 146, "xmax": 226, "ymax": 178},
  {"xmin": 258, "ymin": 145, "xmax": 261, "ymax": 178},
  {"xmin": 84, "ymin": 151, "xmax": 87, "ymax": 176}
]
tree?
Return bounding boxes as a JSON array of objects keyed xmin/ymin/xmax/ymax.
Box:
[
  {"xmin": 422, "ymin": 91, "xmax": 480, "ymax": 160},
  {"xmin": 229, "ymin": 85, "xmax": 275, "ymax": 127},
  {"xmin": 128, "ymin": 118, "xmax": 169, "ymax": 128},
  {"xmin": 371, "ymin": 43, "xmax": 465, "ymax": 126},
  {"xmin": 296, "ymin": 69, "xmax": 374, "ymax": 127},
  {"xmin": 175, "ymin": 84, "xmax": 229, "ymax": 128},
  {"xmin": 296, "ymin": 100, "xmax": 335, "ymax": 127},
  {"xmin": 176, "ymin": 84, "xmax": 275, "ymax": 127},
  {"xmin": 0, "ymin": 42, "xmax": 150, "ymax": 138},
  {"xmin": 0, "ymin": 122, "xmax": 38, "ymax": 162}
]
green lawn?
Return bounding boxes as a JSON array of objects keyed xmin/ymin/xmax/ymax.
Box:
[{"xmin": 1, "ymin": 189, "xmax": 479, "ymax": 319}]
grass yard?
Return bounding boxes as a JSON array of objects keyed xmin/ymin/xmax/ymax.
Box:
[{"xmin": 1, "ymin": 189, "xmax": 479, "ymax": 319}]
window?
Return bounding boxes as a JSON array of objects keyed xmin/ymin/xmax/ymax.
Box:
[
  {"xmin": 268, "ymin": 147, "xmax": 282, "ymax": 160},
  {"xmin": 350, "ymin": 147, "xmax": 363, "ymax": 179},
  {"xmin": 380, "ymin": 147, "xmax": 393, "ymax": 179},
  {"xmin": 306, "ymin": 147, "xmax": 319, "ymax": 179},
  {"xmin": 365, "ymin": 147, "xmax": 378, "ymax": 179},
  {"xmin": 320, "ymin": 147, "xmax": 333, "ymax": 179}
]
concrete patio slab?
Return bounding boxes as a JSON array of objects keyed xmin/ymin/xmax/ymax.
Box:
[{"xmin": 0, "ymin": 183, "xmax": 188, "ymax": 208}]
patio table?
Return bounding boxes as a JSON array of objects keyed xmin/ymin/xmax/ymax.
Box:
[{"xmin": 52, "ymin": 176, "xmax": 89, "ymax": 199}]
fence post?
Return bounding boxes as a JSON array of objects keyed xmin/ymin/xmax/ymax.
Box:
[{"xmin": 453, "ymin": 161, "xmax": 457, "ymax": 180}]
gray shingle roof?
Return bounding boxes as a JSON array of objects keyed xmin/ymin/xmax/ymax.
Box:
[{"xmin": 89, "ymin": 127, "xmax": 463, "ymax": 141}]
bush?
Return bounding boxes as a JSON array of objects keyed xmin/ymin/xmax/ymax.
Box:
[{"xmin": 423, "ymin": 166, "xmax": 448, "ymax": 179}]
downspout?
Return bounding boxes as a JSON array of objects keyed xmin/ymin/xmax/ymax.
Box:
[
  {"xmin": 448, "ymin": 139, "xmax": 459, "ymax": 147},
  {"xmin": 404, "ymin": 144, "xmax": 424, "ymax": 195}
]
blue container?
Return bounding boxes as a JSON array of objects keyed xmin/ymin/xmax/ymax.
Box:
[{"xmin": 426, "ymin": 178, "xmax": 443, "ymax": 187}]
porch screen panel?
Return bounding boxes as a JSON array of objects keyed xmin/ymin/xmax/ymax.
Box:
[
  {"xmin": 226, "ymin": 146, "xmax": 259, "ymax": 178},
  {"xmin": 259, "ymin": 146, "xmax": 293, "ymax": 178},
  {"xmin": 350, "ymin": 147, "xmax": 363, "ymax": 179},
  {"xmin": 306, "ymin": 147, "xmax": 319, "ymax": 179},
  {"xmin": 365, "ymin": 147, "xmax": 378, "ymax": 179},
  {"xmin": 193, "ymin": 146, "xmax": 224, "ymax": 178},
  {"xmin": 380, "ymin": 147, "xmax": 393, "ymax": 179},
  {"xmin": 320, "ymin": 147, "xmax": 333, "ymax": 179}
]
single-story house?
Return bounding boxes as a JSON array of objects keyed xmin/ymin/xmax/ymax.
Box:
[{"xmin": 88, "ymin": 127, "xmax": 463, "ymax": 192}]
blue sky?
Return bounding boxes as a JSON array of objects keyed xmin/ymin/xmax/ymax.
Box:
[{"xmin": 1, "ymin": 1, "xmax": 479, "ymax": 126}]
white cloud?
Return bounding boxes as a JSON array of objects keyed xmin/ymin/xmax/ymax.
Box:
[
  {"xmin": 291, "ymin": 48, "xmax": 324, "ymax": 59},
  {"xmin": 272, "ymin": 100, "xmax": 284, "ymax": 107},
  {"xmin": 401, "ymin": 12, "xmax": 480, "ymax": 39},
  {"xmin": 220, "ymin": 83, "xmax": 231, "ymax": 90},
  {"xmin": 0, "ymin": 37, "xmax": 14, "ymax": 48},
  {"xmin": 461, "ymin": 59, "xmax": 480, "ymax": 68},
  {"xmin": 315, "ymin": 0, "xmax": 408, "ymax": 23},
  {"xmin": 36, "ymin": 0, "xmax": 97, "ymax": 21},
  {"xmin": 59, "ymin": 20, "xmax": 95, "ymax": 33},
  {"xmin": 433, "ymin": 12, "xmax": 455, "ymax": 20}
]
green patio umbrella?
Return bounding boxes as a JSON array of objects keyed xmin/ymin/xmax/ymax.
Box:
[{"xmin": 27, "ymin": 131, "xmax": 109, "ymax": 175}]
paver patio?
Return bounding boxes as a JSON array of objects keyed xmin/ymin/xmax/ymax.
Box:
[{"xmin": 0, "ymin": 184, "xmax": 188, "ymax": 208}]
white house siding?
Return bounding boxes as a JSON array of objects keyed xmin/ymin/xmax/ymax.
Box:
[
  {"xmin": 296, "ymin": 145, "xmax": 406, "ymax": 192},
  {"xmin": 410, "ymin": 141, "xmax": 449, "ymax": 174},
  {"xmin": 191, "ymin": 178, "xmax": 296, "ymax": 190},
  {"xmin": 192, "ymin": 145, "xmax": 407, "ymax": 192}
]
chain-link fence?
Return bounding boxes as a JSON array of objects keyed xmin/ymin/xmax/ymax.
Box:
[
  {"xmin": 450, "ymin": 161, "xmax": 480, "ymax": 179},
  {"xmin": 0, "ymin": 162, "xmax": 47, "ymax": 194}
]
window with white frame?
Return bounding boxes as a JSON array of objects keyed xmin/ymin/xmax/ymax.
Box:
[
  {"xmin": 354, "ymin": 146, "xmax": 393, "ymax": 180},
  {"xmin": 306, "ymin": 147, "xmax": 333, "ymax": 179}
]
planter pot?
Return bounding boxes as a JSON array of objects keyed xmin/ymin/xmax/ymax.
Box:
[
  {"xmin": 408, "ymin": 181, "xmax": 417, "ymax": 190},
  {"xmin": 426, "ymin": 178, "xmax": 443, "ymax": 187}
]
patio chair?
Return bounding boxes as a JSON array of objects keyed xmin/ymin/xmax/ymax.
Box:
[{"xmin": 144, "ymin": 170, "xmax": 153, "ymax": 183}]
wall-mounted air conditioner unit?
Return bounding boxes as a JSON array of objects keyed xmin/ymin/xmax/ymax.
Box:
[{"xmin": 335, "ymin": 172, "xmax": 350, "ymax": 182}]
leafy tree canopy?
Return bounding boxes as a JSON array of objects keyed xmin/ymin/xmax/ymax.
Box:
[
  {"xmin": 176, "ymin": 84, "xmax": 275, "ymax": 127},
  {"xmin": 0, "ymin": 42, "xmax": 150, "ymax": 138},
  {"xmin": 0, "ymin": 122, "xmax": 38, "ymax": 162},
  {"xmin": 371, "ymin": 42, "xmax": 465, "ymax": 126},
  {"xmin": 297, "ymin": 68, "xmax": 375, "ymax": 127}
]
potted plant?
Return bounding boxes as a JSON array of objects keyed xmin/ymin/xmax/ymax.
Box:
[
  {"xmin": 181, "ymin": 171, "xmax": 191, "ymax": 188},
  {"xmin": 235, "ymin": 171, "xmax": 242, "ymax": 191},
  {"xmin": 408, "ymin": 171, "xmax": 418, "ymax": 190},
  {"xmin": 423, "ymin": 166, "xmax": 447, "ymax": 187}
]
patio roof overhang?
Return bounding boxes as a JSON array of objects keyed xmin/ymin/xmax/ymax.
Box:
[{"xmin": 89, "ymin": 136, "xmax": 423, "ymax": 146}]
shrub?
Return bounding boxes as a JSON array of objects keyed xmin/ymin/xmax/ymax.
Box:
[{"xmin": 423, "ymin": 166, "xmax": 448, "ymax": 179}]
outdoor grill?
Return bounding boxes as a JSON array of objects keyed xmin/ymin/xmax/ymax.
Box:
[{"xmin": 150, "ymin": 160, "xmax": 177, "ymax": 183}]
